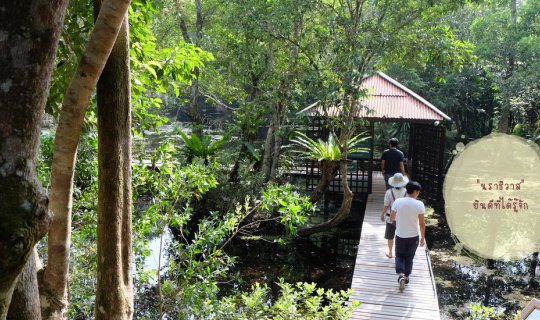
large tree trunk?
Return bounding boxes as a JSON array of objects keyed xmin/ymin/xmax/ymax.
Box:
[
  {"xmin": 0, "ymin": 0, "xmax": 68, "ymax": 316},
  {"xmin": 40, "ymin": 0, "xmax": 132, "ymax": 318},
  {"xmin": 95, "ymin": 13, "xmax": 133, "ymax": 319}
]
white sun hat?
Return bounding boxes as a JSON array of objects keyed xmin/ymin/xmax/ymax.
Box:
[{"xmin": 388, "ymin": 173, "xmax": 409, "ymax": 188}]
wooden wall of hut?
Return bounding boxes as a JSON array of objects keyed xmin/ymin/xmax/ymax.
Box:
[{"xmin": 408, "ymin": 123, "xmax": 446, "ymax": 211}]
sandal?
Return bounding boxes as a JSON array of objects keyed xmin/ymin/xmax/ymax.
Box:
[{"xmin": 385, "ymin": 253, "xmax": 393, "ymax": 258}]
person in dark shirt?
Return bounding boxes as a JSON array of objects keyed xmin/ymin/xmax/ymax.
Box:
[{"xmin": 381, "ymin": 138, "xmax": 406, "ymax": 189}]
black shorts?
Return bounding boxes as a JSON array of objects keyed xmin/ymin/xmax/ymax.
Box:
[{"xmin": 384, "ymin": 222, "xmax": 396, "ymax": 240}]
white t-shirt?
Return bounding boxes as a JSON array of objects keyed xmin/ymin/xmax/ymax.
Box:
[
  {"xmin": 391, "ymin": 197, "xmax": 425, "ymax": 238},
  {"xmin": 383, "ymin": 187, "xmax": 407, "ymax": 223}
]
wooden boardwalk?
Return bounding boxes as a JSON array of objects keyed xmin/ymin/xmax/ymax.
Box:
[{"xmin": 350, "ymin": 173, "xmax": 440, "ymax": 320}]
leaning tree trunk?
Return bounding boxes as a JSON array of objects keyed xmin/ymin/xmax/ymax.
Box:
[
  {"xmin": 95, "ymin": 11, "xmax": 133, "ymax": 319},
  {"xmin": 40, "ymin": 0, "xmax": 132, "ymax": 318},
  {"xmin": 0, "ymin": 0, "xmax": 68, "ymax": 317},
  {"xmin": 298, "ymin": 159, "xmax": 353, "ymax": 236},
  {"xmin": 309, "ymin": 160, "xmax": 339, "ymax": 204}
]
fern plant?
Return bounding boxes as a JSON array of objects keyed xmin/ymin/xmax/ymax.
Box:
[
  {"xmin": 177, "ymin": 130, "xmax": 228, "ymax": 162},
  {"xmin": 289, "ymin": 131, "xmax": 369, "ymax": 203},
  {"xmin": 290, "ymin": 131, "xmax": 369, "ymax": 161}
]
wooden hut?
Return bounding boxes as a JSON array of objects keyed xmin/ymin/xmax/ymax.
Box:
[{"xmin": 295, "ymin": 72, "xmax": 451, "ymax": 208}]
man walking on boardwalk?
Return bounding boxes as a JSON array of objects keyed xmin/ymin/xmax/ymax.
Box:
[
  {"xmin": 381, "ymin": 138, "xmax": 406, "ymax": 189},
  {"xmin": 390, "ymin": 181, "xmax": 425, "ymax": 292}
]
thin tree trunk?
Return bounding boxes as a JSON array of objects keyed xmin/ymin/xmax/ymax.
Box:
[
  {"xmin": 261, "ymin": 122, "xmax": 275, "ymax": 181},
  {"xmin": 0, "ymin": 0, "xmax": 68, "ymax": 316},
  {"xmin": 499, "ymin": 0, "xmax": 517, "ymax": 134},
  {"xmin": 310, "ymin": 161, "xmax": 339, "ymax": 203},
  {"xmin": 188, "ymin": 71, "xmax": 204, "ymax": 134},
  {"xmin": 195, "ymin": 0, "xmax": 203, "ymax": 41},
  {"xmin": 174, "ymin": 0, "xmax": 190, "ymax": 43},
  {"xmin": 174, "ymin": 0, "xmax": 204, "ymax": 131},
  {"xmin": 95, "ymin": 12, "xmax": 133, "ymax": 319},
  {"xmin": 269, "ymin": 18, "xmax": 302, "ymax": 181},
  {"xmin": 299, "ymin": 159, "xmax": 353, "ymax": 236},
  {"xmin": 269, "ymin": 105, "xmax": 285, "ymax": 181},
  {"xmin": 41, "ymin": 0, "xmax": 132, "ymax": 318},
  {"xmin": 7, "ymin": 250, "xmax": 41, "ymax": 320}
]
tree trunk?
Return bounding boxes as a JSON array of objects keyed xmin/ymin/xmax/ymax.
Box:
[
  {"xmin": 309, "ymin": 161, "xmax": 339, "ymax": 204},
  {"xmin": 499, "ymin": 0, "xmax": 517, "ymax": 134},
  {"xmin": 269, "ymin": 104, "xmax": 285, "ymax": 181},
  {"xmin": 95, "ymin": 12, "xmax": 133, "ymax": 319},
  {"xmin": 41, "ymin": 0, "xmax": 132, "ymax": 318},
  {"xmin": 261, "ymin": 122, "xmax": 275, "ymax": 181},
  {"xmin": 174, "ymin": 0, "xmax": 204, "ymax": 132},
  {"xmin": 188, "ymin": 71, "xmax": 204, "ymax": 134},
  {"xmin": 7, "ymin": 249, "xmax": 42, "ymax": 320},
  {"xmin": 0, "ymin": 0, "xmax": 68, "ymax": 316},
  {"xmin": 298, "ymin": 160, "xmax": 353, "ymax": 236}
]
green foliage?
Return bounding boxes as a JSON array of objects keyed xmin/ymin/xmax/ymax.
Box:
[
  {"xmin": 46, "ymin": 0, "xmax": 93, "ymax": 116},
  {"xmin": 130, "ymin": 0, "xmax": 214, "ymax": 134},
  {"xmin": 469, "ymin": 0, "xmax": 540, "ymax": 135},
  {"xmin": 177, "ymin": 130, "xmax": 229, "ymax": 161},
  {"xmin": 157, "ymin": 204, "xmax": 252, "ymax": 318},
  {"xmin": 261, "ymin": 184, "xmax": 317, "ymax": 236},
  {"xmin": 290, "ymin": 132, "xmax": 369, "ymax": 162},
  {"xmin": 197, "ymin": 280, "xmax": 360, "ymax": 320},
  {"xmin": 132, "ymin": 139, "xmax": 219, "ymax": 238},
  {"xmin": 466, "ymin": 303, "xmax": 505, "ymax": 320}
]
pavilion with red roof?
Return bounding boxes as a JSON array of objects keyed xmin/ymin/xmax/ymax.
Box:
[{"xmin": 296, "ymin": 72, "xmax": 451, "ymax": 208}]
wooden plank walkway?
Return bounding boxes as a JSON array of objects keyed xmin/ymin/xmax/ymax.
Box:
[{"xmin": 350, "ymin": 172, "xmax": 440, "ymax": 320}]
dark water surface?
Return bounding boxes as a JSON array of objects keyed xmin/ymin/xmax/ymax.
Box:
[
  {"xmin": 223, "ymin": 197, "xmax": 367, "ymax": 295},
  {"xmin": 426, "ymin": 212, "xmax": 540, "ymax": 319}
]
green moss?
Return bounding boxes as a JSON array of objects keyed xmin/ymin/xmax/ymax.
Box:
[{"xmin": 0, "ymin": 175, "xmax": 45, "ymax": 286}]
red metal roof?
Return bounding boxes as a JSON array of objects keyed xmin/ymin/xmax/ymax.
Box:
[{"xmin": 299, "ymin": 72, "xmax": 451, "ymax": 123}]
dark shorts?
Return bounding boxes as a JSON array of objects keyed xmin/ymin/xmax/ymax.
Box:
[{"xmin": 384, "ymin": 222, "xmax": 396, "ymax": 239}]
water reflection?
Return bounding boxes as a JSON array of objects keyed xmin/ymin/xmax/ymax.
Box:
[{"xmin": 428, "ymin": 213, "xmax": 540, "ymax": 319}]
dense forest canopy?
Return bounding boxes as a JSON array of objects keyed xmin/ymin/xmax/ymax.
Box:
[{"xmin": 0, "ymin": 0, "xmax": 538, "ymax": 318}]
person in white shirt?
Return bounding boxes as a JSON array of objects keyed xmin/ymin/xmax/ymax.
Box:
[
  {"xmin": 390, "ymin": 181, "xmax": 426, "ymax": 291},
  {"xmin": 380, "ymin": 173, "xmax": 408, "ymax": 258}
]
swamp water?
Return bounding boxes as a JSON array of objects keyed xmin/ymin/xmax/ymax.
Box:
[{"xmin": 426, "ymin": 212, "xmax": 540, "ymax": 319}]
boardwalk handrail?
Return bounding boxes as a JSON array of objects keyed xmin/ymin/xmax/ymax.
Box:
[{"xmin": 424, "ymin": 245, "xmax": 439, "ymax": 307}]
